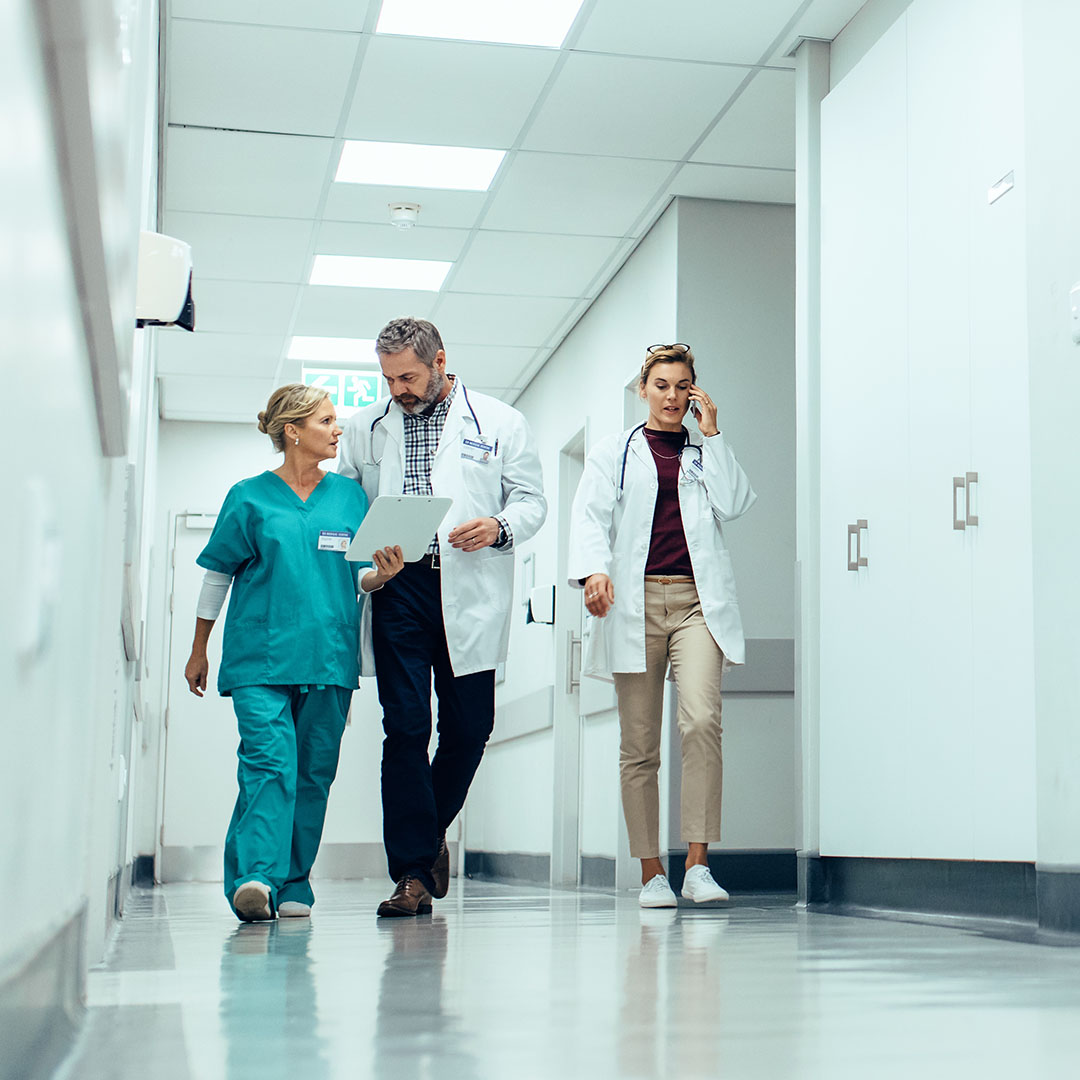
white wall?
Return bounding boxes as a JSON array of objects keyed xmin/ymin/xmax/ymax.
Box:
[
  {"xmin": 465, "ymin": 196, "xmax": 799, "ymax": 867},
  {"xmin": 675, "ymin": 199, "xmax": 798, "ymax": 851},
  {"xmin": 0, "ymin": 0, "xmax": 161, "ymax": 984}
]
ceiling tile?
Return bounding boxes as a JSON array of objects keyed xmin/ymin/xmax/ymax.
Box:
[
  {"xmin": 293, "ymin": 286, "xmax": 438, "ymax": 337},
  {"xmin": 171, "ymin": 1, "xmax": 373, "ymax": 32},
  {"xmin": 669, "ymin": 163, "xmax": 795, "ymax": 204},
  {"xmin": 315, "ymin": 220, "xmax": 470, "ymax": 261},
  {"xmin": 344, "ymin": 36, "xmax": 559, "ymax": 147},
  {"xmin": 323, "ymin": 182, "xmax": 488, "ymax": 229},
  {"xmin": 160, "ymin": 374, "xmax": 277, "ymax": 422},
  {"xmin": 433, "ymin": 293, "xmax": 575, "ymax": 347},
  {"xmin": 575, "ymin": 0, "xmax": 805, "ymax": 64},
  {"xmin": 522, "ymin": 53, "xmax": 746, "ymax": 160},
  {"xmin": 166, "ymin": 127, "xmax": 333, "ymax": 217},
  {"xmin": 164, "ymin": 212, "xmax": 314, "ymax": 282},
  {"xmin": 449, "ymin": 232, "xmax": 621, "ymax": 297},
  {"xmin": 168, "ymin": 22, "xmax": 358, "ymax": 136},
  {"xmin": 482, "ymin": 152, "xmax": 672, "ymax": 236},
  {"xmin": 157, "ymin": 331, "xmax": 285, "ymax": 377},
  {"xmin": 471, "ymin": 386, "xmax": 522, "ymax": 403},
  {"xmin": 692, "ymin": 69, "xmax": 795, "ymax": 169},
  {"xmin": 441, "ymin": 344, "xmax": 539, "ymax": 387},
  {"xmin": 194, "ymin": 280, "xmax": 300, "ymax": 335}
]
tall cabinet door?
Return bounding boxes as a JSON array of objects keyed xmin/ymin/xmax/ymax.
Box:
[
  {"xmin": 965, "ymin": 0, "xmax": 1036, "ymax": 859},
  {"xmin": 819, "ymin": 19, "xmax": 911, "ymax": 857},
  {"xmin": 904, "ymin": 0, "xmax": 977, "ymax": 857}
]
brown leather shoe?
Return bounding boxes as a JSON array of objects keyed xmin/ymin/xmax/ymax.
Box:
[
  {"xmin": 430, "ymin": 834, "xmax": 449, "ymax": 899},
  {"xmin": 377, "ymin": 876, "xmax": 433, "ymax": 918}
]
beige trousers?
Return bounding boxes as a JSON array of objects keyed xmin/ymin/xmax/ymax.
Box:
[{"xmin": 612, "ymin": 580, "xmax": 724, "ymax": 859}]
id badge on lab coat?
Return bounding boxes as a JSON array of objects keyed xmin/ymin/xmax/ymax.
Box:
[
  {"xmin": 461, "ymin": 436, "xmax": 495, "ymax": 463},
  {"xmin": 318, "ymin": 530, "xmax": 350, "ymax": 552},
  {"xmin": 681, "ymin": 453, "xmax": 705, "ymax": 483}
]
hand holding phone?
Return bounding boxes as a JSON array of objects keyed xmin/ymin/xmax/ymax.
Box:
[{"xmin": 687, "ymin": 385, "xmax": 718, "ymax": 437}]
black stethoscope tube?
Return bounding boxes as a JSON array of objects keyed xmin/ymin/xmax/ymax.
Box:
[
  {"xmin": 618, "ymin": 424, "xmax": 703, "ymax": 498},
  {"xmin": 367, "ymin": 383, "xmax": 485, "ymax": 461}
]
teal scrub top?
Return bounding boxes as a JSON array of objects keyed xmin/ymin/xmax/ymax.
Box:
[{"xmin": 197, "ymin": 470, "xmax": 370, "ymax": 695}]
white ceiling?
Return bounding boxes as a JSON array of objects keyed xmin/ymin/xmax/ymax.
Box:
[{"xmin": 158, "ymin": 0, "xmax": 867, "ymax": 422}]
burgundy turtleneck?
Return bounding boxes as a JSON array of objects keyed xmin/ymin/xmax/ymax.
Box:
[{"xmin": 643, "ymin": 427, "xmax": 694, "ymax": 578}]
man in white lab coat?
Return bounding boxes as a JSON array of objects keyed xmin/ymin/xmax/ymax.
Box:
[{"xmin": 339, "ymin": 318, "xmax": 546, "ymax": 917}]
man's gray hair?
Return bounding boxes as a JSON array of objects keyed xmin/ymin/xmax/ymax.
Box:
[{"xmin": 375, "ymin": 317, "xmax": 445, "ymax": 366}]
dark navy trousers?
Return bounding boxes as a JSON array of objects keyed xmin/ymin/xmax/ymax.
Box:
[{"xmin": 371, "ymin": 561, "xmax": 495, "ymax": 892}]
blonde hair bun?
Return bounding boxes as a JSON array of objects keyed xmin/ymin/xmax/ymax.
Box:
[{"xmin": 258, "ymin": 384, "xmax": 330, "ymax": 452}]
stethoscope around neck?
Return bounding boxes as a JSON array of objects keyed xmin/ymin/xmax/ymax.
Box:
[
  {"xmin": 365, "ymin": 382, "xmax": 483, "ymax": 465},
  {"xmin": 617, "ymin": 422, "xmax": 704, "ymax": 499}
]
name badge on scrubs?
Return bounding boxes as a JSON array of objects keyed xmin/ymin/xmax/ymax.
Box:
[
  {"xmin": 461, "ymin": 436, "xmax": 495, "ymax": 463},
  {"xmin": 318, "ymin": 530, "xmax": 350, "ymax": 552}
]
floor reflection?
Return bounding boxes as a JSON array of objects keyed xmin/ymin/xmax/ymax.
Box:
[
  {"xmin": 220, "ymin": 920, "xmax": 328, "ymax": 1080},
  {"xmin": 373, "ymin": 915, "xmax": 479, "ymax": 1078},
  {"xmin": 67, "ymin": 882, "xmax": 1080, "ymax": 1080}
]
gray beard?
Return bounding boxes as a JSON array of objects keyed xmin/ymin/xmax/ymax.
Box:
[{"xmin": 398, "ymin": 369, "xmax": 447, "ymax": 414}]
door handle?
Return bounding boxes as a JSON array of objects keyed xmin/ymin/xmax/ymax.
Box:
[
  {"xmin": 566, "ymin": 630, "xmax": 582, "ymax": 693},
  {"xmin": 847, "ymin": 520, "xmax": 868, "ymax": 571},
  {"xmin": 965, "ymin": 472, "xmax": 979, "ymax": 527},
  {"xmin": 953, "ymin": 476, "xmax": 966, "ymax": 530}
]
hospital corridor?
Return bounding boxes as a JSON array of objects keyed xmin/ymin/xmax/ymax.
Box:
[{"xmin": 4, "ymin": 1, "xmax": 1080, "ymax": 1078}]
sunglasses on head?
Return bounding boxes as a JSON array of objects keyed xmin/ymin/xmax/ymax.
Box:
[{"xmin": 646, "ymin": 343, "xmax": 690, "ymax": 354}]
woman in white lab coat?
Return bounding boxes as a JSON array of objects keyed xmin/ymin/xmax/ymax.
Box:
[{"xmin": 568, "ymin": 343, "xmax": 756, "ymax": 908}]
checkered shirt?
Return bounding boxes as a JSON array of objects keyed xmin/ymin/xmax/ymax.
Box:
[{"xmin": 401, "ymin": 376, "xmax": 512, "ymax": 556}]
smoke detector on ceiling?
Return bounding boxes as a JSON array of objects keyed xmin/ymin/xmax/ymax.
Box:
[{"xmin": 389, "ymin": 202, "xmax": 421, "ymax": 229}]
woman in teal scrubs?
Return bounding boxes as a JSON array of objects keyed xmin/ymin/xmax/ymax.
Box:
[{"xmin": 184, "ymin": 384, "xmax": 403, "ymax": 921}]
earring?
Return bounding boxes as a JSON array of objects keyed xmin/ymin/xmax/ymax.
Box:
[{"xmin": 294, "ymin": 437, "xmax": 299, "ymax": 445}]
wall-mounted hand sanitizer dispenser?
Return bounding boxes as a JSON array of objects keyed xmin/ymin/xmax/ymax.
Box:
[{"xmin": 1070, "ymin": 282, "xmax": 1080, "ymax": 346}]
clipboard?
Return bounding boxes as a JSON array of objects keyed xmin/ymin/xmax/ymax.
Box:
[{"xmin": 345, "ymin": 495, "xmax": 454, "ymax": 563}]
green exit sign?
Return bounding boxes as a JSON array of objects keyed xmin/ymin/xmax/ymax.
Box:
[{"xmin": 303, "ymin": 368, "xmax": 381, "ymax": 416}]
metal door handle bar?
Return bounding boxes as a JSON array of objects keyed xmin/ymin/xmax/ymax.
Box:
[
  {"xmin": 847, "ymin": 521, "xmax": 869, "ymax": 571},
  {"xmin": 965, "ymin": 472, "xmax": 979, "ymax": 527},
  {"xmin": 566, "ymin": 630, "xmax": 582, "ymax": 693},
  {"xmin": 953, "ymin": 476, "xmax": 966, "ymax": 530}
]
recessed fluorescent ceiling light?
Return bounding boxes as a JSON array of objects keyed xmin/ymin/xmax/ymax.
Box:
[
  {"xmin": 335, "ymin": 140, "xmax": 505, "ymax": 191},
  {"xmin": 375, "ymin": 0, "xmax": 585, "ymax": 47},
  {"xmin": 288, "ymin": 337, "xmax": 378, "ymax": 365},
  {"xmin": 310, "ymin": 254, "xmax": 452, "ymax": 292}
]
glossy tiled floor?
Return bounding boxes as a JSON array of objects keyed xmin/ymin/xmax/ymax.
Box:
[{"xmin": 57, "ymin": 880, "xmax": 1080, "ymax": 1080}]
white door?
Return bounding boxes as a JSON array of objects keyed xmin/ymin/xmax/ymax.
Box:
[
  {"xmin": 552, "ymin": 429, "xmax": 586, "ymax": 885},
  {"xmin": 158, "ymin": 513, "xmax": 240, "ymax": 880},
  {"xmin": 965, "ymin": 0, "xmax": 1036, "ymax": 860},
  {"xmin": 819, "ymin": 18, "xmax": 911, "ymax": 857},
  {"xmin": 904, "ymin": 0, "xmax": 977, "ymax": 857}
]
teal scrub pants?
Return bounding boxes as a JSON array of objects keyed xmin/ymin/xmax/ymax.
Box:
[{"xmin": 224, "ymin": 684, "xmax": 352, "ymax": 915}]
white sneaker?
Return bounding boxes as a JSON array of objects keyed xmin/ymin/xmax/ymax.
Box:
[
  {"xmin": 680, "ymin": 865, "xmax": 730, "ymax": 903},
  {"xmin": 233, "ymin": 880, "xmax": 272, "ymax": 921},
  {"xmin": 638, "ymin": 874, "xmax": 678, "ymax": 908},
  {"xmin": 277, "ymin": 901, "xmax": 311, "ymax": 918}
]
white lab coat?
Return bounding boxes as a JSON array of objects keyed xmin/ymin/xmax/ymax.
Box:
[
  {"xmin": 567, "ymin": 425, "xmax": 756, "ymax": 678},
  {"xmin": 339, "ymin": 382, "xmax": 547, "ymax": 677}
]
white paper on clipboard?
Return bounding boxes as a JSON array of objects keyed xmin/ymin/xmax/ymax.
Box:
[{"xmin": 344, "ymin": 495, "xmax": 454, "ymax": 564}]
